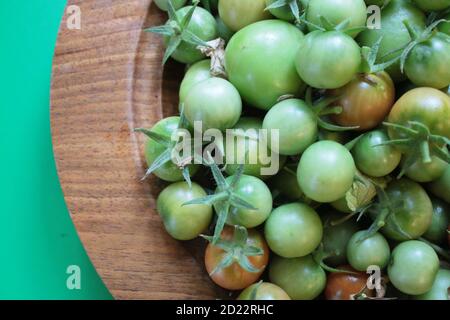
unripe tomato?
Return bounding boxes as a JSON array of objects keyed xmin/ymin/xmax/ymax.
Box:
[
  {"xmin": 218, "ymin": 0, "xmax": 271, "ymax": 32},
  {"xmin": 238, "ymin": 282, "xmax": 291, "ymax": 300}
]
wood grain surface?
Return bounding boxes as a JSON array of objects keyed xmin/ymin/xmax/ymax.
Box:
[{"xmin": 50, "ymin": 0, "xmax": 223, "ymax": 299}]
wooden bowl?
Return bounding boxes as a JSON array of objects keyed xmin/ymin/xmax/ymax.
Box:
[{"xmin": 50, "ymin": 0, "xmax": 224, "ymax": 299}]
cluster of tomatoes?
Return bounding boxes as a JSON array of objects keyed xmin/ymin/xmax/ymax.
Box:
[{"xmin": 140, "ymin": 0, "xmax": 450, "ymax": 300}]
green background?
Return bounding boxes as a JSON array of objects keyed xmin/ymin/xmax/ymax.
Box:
[{"xmin": 0, "ymin": 1, "xmax": 112, "ymax": 299}]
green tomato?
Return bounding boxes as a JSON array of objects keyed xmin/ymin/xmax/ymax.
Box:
[
  {"xmin": 179, "ymin": 60, "xmax": 211, "ymax": 103},
  {"xmin": 412, "ymin": 0, "xmax": 450, "ymax": 11},
  {"xmin": 262, "ymin": 99, "xmax": 318, "ymax": 156},
  {"xmin": 157, "ymin": 182, "xmax": 213, "ymax": 240},
  {"xmin": 414, "ymin": 269, "xmax": 450, "ymax": 300},
  {"xmin": 265, "ymin": 0, "xmax": 302, "ymax": 21},
  {"xmin": 218, "ymin": 0, "xmax": 272, "ymax": 32},
  {"xmin": 404, "ymin": 152, "xmax": 449, "ymax": 183},
  {"xmin": 322, "ymin": 212, "xmax": 360, "ymax": 266},
  {"xmin": 184, "ymin": 77, "xmax": 242, "ymax": 131},
  {"xmin": 164, "ymin": 6, "xmax": 217, "ymax": 64},
  {"xmin": 352, "ymin": 130, "xmax": 402, "ymax": 177},
  {"xmin": 439, "ymin": 13, "xmax": 450, "ymax": 35},
  {"xmin": 423, "ymin": 197, "xmax": 450, "ymax": 244},
  {"xmin": 347, "ymin": 231, "xmax": 391, "ymax": 271},
  {"xmin": 330, "ymin": 197, "xmax": 353, "ymax": 214},
  {"xmin": 405, "ymin": 33, "xmax": 450, "ymax": 89},
  {"xmin": 357, "ymin": 0, "xmax": 426, "ymax": 82},
  {"xmin": 269, "ymin": 255, "xmax": 327, "ymax": 300},
  {"xmin": 376, "ymin": 178, "xmax": 433, "ymax": 241},
  {"xmin": 297, "ymin": 141, "xmax": 356, "ymax": 203},
  {"xmin": 295, "ymin": 30, "xmax": 362, "ymax": 89},
  {"xmin": 306, "ymin": 0, "xmax": 367, "ymax": 37},
  {"xmin": 264, "ymin": 203, "xmax": 323, "ymax": 258},
  {"xmin": 225, "ymin": 175, "xmax": 273, "ymax": 228},
  {"xmin": 237, "ymin": 282, "xmax": 291, "ymax": 300},
  {"xmin": 388, "ymin": 240, "xmax": 439, "ymax": 295},
  {"xmin": 427, "ymin": 164, "xmax": 450, "ymax": 203},
  {"xmin": 145, "ymin": 117, "xmax": 199, "ymax": 182},
  {"xmin": 269, "ymin": 164, "xmax": 304, "ymax": 200},
  {"xmin": 215, "ymin": 16, "xmax": 234, "ymax": 42},
  {"xmin": 225, "ymin": 117, "xmax": 285, "ymax": 180},
  {"xmin": 225, "ymin": 20, "xmax": 304, "ymax": 110},
  {"xmin": 154, "ymin": 0, "xmax": 187, "ymax": 11}
]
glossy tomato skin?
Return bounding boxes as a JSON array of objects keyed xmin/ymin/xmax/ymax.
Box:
[
  {"xmin": 352, "ymin": 130, "xmax": 401, "ymax": 178},
  {"xmin": 297, "ymin": 141, "xmax": 356, "ymax": 203},
  {"xmin": 414, "ymin": 269, "xmax": 450, "ymax": 300},
  {"xmin": 357, "ymin": 0, "xmax": 426, "ymax": 82},
  {"xmin": 262, "ymin": 99, "xmax": 318, "ymax": 155},
  {"xmin": 387, "ymin": 88, "xmax": 450, "ymax": 142},
  {"xmin": 179, "ymin": 60, "xmax": 211, "ymax": 103},
  {"xmin": 225, "ymin": 20, "xmax": 304, "ymax": 110},
  {"xmin": 269, "ymin": 255, "xmax": 326, "ymax": 300},
  {"xmin": 427, "ymin": 164, "xmax": 450, "ymax": 203},
  {"xmin": 154, "ymin": 0, "xmax": 187, "ymax": 11},
  {"xmin": 325, "ymin": 265, "xmax": 374, "ymax": 300},
  {"xmin": 218, "ymin": 0, "xmax": 271, "ymax": 32},
  {"xmin": 164, "ymin": 6, "xmax": 217, "ymax": 64},
  {"xmin": 225, "ymin": 175, "xmax": 273, "ymax": 228},
  {"xmin": 306, "ymin": 0, "xmax": 367, "ymax": 37},
  {"xmin": 184, "ymin": 77, "xmax": 242, "ymax": 131},
  {"xmin": 225, "ymin": 117, "xmax": 286, "ymax": 180},
  {"xmin": 237, "ymin": 282, "xmax": 291, "ymax": 300},
  {"xmin": 264, "ymin": 203, "xmax": 323, "ymax": 258},
  {"xmin": 322, "ymin": 213, "xmax": 360, "ymax": 266},
  {"xmin": 205, "ymin": 227, "xmax": 269, "ymax": 290},
  {"xmin": 296, "ymin": 30, "xmax": 361, "ymax": 89},
  {"xmin": 347, "ymin": 231, "xmax": 391, "ymax": 271},
  {"xmin": 404, "ymin": 153, "xmax": 449, "ymax": 183},
  {"xmin": 157, "ymin": 182, "xmax": 213, "ymax": 240},
  {"xmin": 388, "ymin": 240, "xmax": 440, "ymax": 295},
  {"xmin": 412, "ymin": 0, "xmax": 450, "ymax": 11},
  {"xmin": 145, "ymin": 117, "xmax": 199, "ymax": 181},
  {"xmin": 377, "ymin": 178, "xmax": 433, "ymax": 241},
  {"xmin": 423, "ymin": 197, "xmax": 450, "ymax": 244},
  {"xmin": 331, "ymin": 72, "xmax": 396, "ymax": 130},
  {"xmin": 405, "ymin": 33, "xmax": 450, "ymax": 89}
]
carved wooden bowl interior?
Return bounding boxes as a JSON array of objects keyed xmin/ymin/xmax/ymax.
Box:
[{"xmin": 50, "ymin": 0, "xmax": 226, "ymax": 299}]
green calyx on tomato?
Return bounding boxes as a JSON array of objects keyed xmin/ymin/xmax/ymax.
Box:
[
  {"xmin": 264, "ymin": 0, "xmax": 303, "ymax": 22},
  {"xmin": 135, "ymin": 115, "xmax": 198, "ymax": 184},
  {"xmin": 146, "ymin": 2, "xmax": 217, "ymax": 64},
  {"xmin": 154, "ymin": 0, "xmax": 187, "ymax": 11}
]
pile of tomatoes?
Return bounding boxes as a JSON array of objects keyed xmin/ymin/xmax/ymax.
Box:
[{"xmin": 139, "ymin": 0, "xmax": 450, "ymax": 300}]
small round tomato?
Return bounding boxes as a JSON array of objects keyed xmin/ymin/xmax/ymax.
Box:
[
  {"xmin": 262, "ymin": 99, "xmax": 318, "ymax": 155},
  {"xmin": 405, "ymin": 33, "xmax": 450, "ymax": 89},
  {"xmin": 330, "ymin": 72, "xmax": 396, "ymax": 130},
  {"xmin": 404, "ymin": 152, "xmax": 449, "ymax": 183},
  {"xmin": 295, "ymin": 30, "xmax": 362, "ymax": 89},
  {"xmin": 205, "ymin": 227, "xmax": 269, "ymax": 290},
  {"xmin": 265, "ymin": 203, "xmax": 323, "ymax": 258},
  {"xmin": 352, "ymin": 130, "xmax": 402, "ymax": 177},
  {"xmin": 269, "ymin": 164, "xmax": 304, "ymax": 200},
  {"xmin": 225, "ymin": 175, "xmax": 273, "ymax": 228},
  {"xmin": 306, "ymin": 0, "xmax": 367, "ymax": 37},
  {"xmin": 164, "ymin": 6, "xmax": 217, "ymax": 64},
  {"xmin": 414, "ymin": 269, "xmax": 450, "ymax": 300},
  {"xmin": 347, "ymin": 231, "xmax": 391, "ymax": 271},
  {"xmin": 237, "ymin": 282, "xmax": 291, "ymax": 300},
  {"xmin": 325, "ymin": 265, "xmax": 375, "ymax": 300},
  {"xmin": 388, "ymin": 240, "xmax": 440, "ymax": 295},
  {"xmin": 144, "ymin": 117, "xmax": 199, "ymax": 181},
  {"xmin": 322, "ymin": 213, "xmax": 360, "ymax": 266},
  {"xmin": 154, "ymin": 0, "xmax": 187, "ymax": 11},
  {"xmin": 225, "ymin": 117, "xmax": 285, "ymax": 180},
  {"xmin": 423, "ymin": 197, "xmax": 450, "ymax": 244},
  {"xmin": 357, "ymin": 0, "xmax": 426, "ymax": 82},
  {"xmin": 215, "ymin": 16, "xmax": 234, "ymax": 43},
  {"xmin": 427, "ymin": 164, "xmax": 450, "ymax": 203},
  {"xmin": 412, "ymin": 0, "xmax": 450, "ymax": 11},
  {"xmin": 269, "ymin": 255, "xmax": 327, "ymax": 300},
  {"xmin": 157, "ymin": 182, "xmax": 213, "ymax": 240},
  {"xmin": 225, "ymin": 20, "xmax": 304, "ymax": 110},
  {"xmin": 179, "ymin": 60, "xmax": 211, "ymax": 103},
  {"xmin": 184, "ymin": 77, "xmax": 242, "ymax": 131},
  {"xmin": 218, "ymin": 0, "xmax": 271, "ymax": 32},
  {"xmin": 297, "ymin": 141, "xmax": 356, "ymax": 203},
  {"xmin": 376, "ymin": 178, "xmax": 433, "ymax": 241}
]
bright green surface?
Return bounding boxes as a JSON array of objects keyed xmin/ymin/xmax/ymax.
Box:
[{"xmin": 0, "ymin": 1, "xmax": 112, "ymax": 299}]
